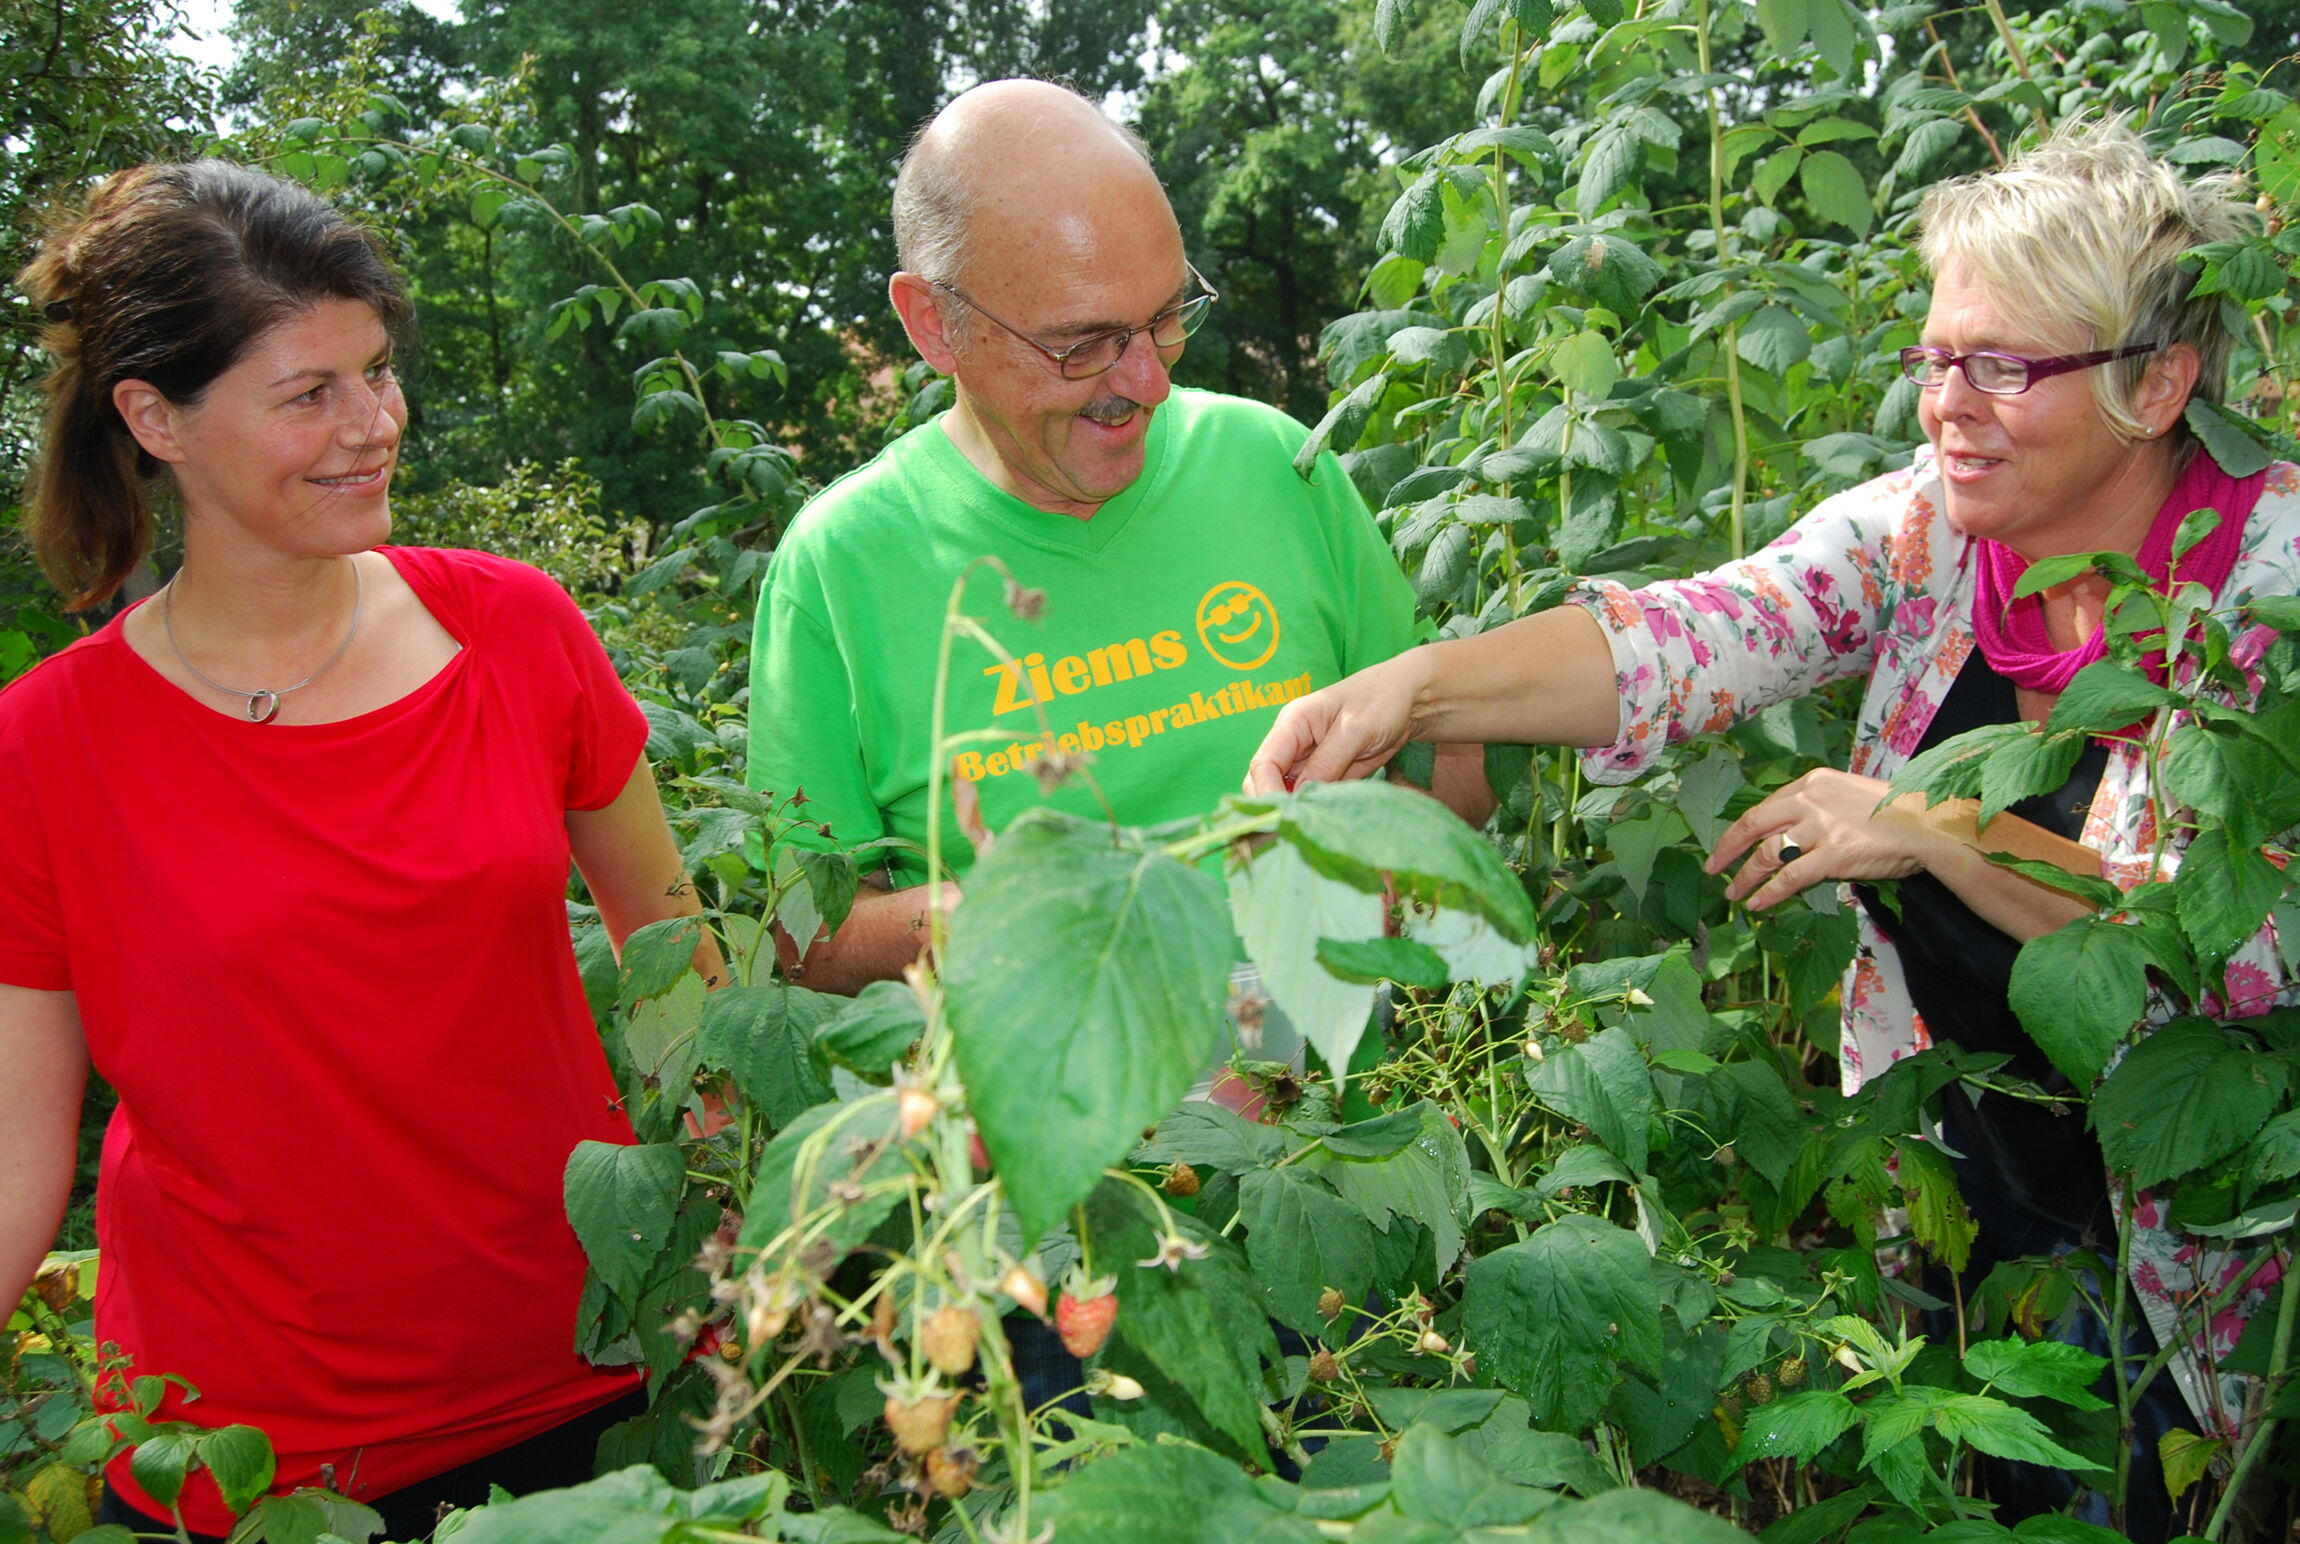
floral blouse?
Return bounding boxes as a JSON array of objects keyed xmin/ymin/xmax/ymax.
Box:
[{"xmin": 1569, "ymin": 446, "xmax": 2300, "ymax": 1434}]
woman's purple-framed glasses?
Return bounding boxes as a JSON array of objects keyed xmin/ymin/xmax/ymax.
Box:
[{"xmin": 1899, "ymin": 341, "xmax": 2159, "ymax": 396}]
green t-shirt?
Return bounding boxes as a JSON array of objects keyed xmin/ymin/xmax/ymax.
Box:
[{"xmin": 747, "ymin": 388, "xmax": 1417, "ymax": 883}]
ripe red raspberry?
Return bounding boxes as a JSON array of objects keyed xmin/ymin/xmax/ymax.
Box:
[{"xmin": 1055, "ymin": 1285, "xmax": 1118, "ymax": 1359}]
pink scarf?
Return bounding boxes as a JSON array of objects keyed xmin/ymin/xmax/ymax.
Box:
[{"xmin": 1972, "ymin": 449, "xmax": 2265, "ymax": 694}]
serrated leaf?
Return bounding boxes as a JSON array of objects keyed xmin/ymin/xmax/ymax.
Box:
[
  {"xmin": 1737, "ymin": 305, "xmax": 1811, "ymax": 374},
  {"xmin": 1754, "ymin": 0, "xmax": 1808, "ymax": 53},
  {"xmin": 945, "ymin": 810, "xmax": 1232, "ymax": 1245},
  {"xmin": 1932, "ymin": 1392, "xmax": 2109, "ymax": 1470},
  {"xmin": 2007, "ymin": 918, "xmax": 2152, "ymax": 1086},
  {"xmin": 2094, "ymin": 1019, "xmax": 2294, "ymax": 1188},
  {"xmin": 1732, "ymin": 1390, "xmax": 1859, "ymax": 1467},
  {"xmin": 2044, "ymin": 661, "xmax": 2178, "ymax": 735},
  {"xmin": 1389, "ymin": 1425, "xmax": 1559, "ymax": 1527},
  {"xmin": 1531, "ymin": 1026, "xmax": 1654, "ymax": 1173},
  {"xmin": 130, "ymin": 1429, "xmax": 199, "ymax": 1508},
  {"xmin": 1893, "ymin": 1135, "xmax": 1975, "ymax": 1274},
  {"xmin": 1233, "ymin": 838, "xmax": 1385, "ymax": 1079},
  {"xmin": 1230, "ymin": 779, "xmax": 1535, "ymax": 940},
  {"xmin": 564, "ymin": 1141, "xmax": 683, "ymax": 1301},
  {"xmin": 1797, "ymin": 150, "xmax": 1872, "ymax": 236},
  {"xmin": 1382, "ymin": 173, "xmax": 1446, "ymax": 262},
  {"xmin": 1462, "ymin": 1216, "xmax": 1662, "ymax": 1434},
  {"xmin": 618, "ymin": 916, "xmax": 703, "ymax": 1005},
  {"xmin": 1578, "ymin": 123, "xmax": 1642, "ymax": 216},
  {"xmin": 2186, "ymin": 400, "xmax": 2274, "ymax": 478},
  {"xmin": 1977, "ymin": 728, "xmax": 2085, "ymax": 829},
  {"xmin": 1136, "ymin": 1101, "xmax": 1291, "ymax": 1172},
  {"xmin": 2173, "ymin": 825, "xmax": 2287, "ymax": 970},
  {"xmin": 1240, "ymin": 1167, "xmax": 1383, "ymax": 1332},
  {"xmin": 1551, "ymin": 329, "xmax": 1622, "ymax": 397},
  {"xmin": 696, "ymin": 984, "xmax": 837, "ymax": 1129},
  {"xmin": 1297, "ymin": 372, "xmax": 1392, "ymax": 475},
  {"xmin": 2160, "ymin": 1428, "xmax": 2226, "ymax": 1506},
  {"xmin": 1309, "ymin": 1101, "xmax": 1472, "ymax": 1270},
  {"xmin": 1753, "ymin": 145, "xmax": 1803, "ymax": 206},
  {"xmin": 1963, "ymin": 1338, "xmax": 2110, "ymax": 1410},
  {"xmin": 1035, "ymin": 1437, "xmax": 1318, "ymax": 1543},
  {"xmin": 1316, "ymin": 935, "xmax": 1451, "ymax": 990},
  {"xmin": 197, "ymin": 1425, "xmax": 275, "ymax": 1515},
  {"xmin": 813, "ymin": 980, "xmax": 926, "ymax": 1081}
]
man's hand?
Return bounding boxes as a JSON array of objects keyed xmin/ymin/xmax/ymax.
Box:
[{"xmin": 776, "ymin": 876, "xmax": 962, "ymax": 996}]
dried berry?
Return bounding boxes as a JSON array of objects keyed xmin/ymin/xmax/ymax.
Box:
[
  {"xmin": 883, "ymin": 1391, "xmax": 956, "ymax": 1454},
  {"xmin": 1163, "ymin": 1162, "xmax": 1201, "ymax": 1199},
  {"xmin": 1743, "ymin": 1373, "xmax": 1775, "ymax": 1406},
  {"xmin": 920, "ymin": 1306, "xmax": 980, "ymax": 1378},
  {"xmin": 1316, "ymin": 1287, "xmax": 1347, "ymax": 1322},
  {"xmin": 1308, "ymin": 1348, "xmax": 1340, "ymax": 1384},
  {"xmin": 1777, "ymin": 1356, "xmax": 1808, "ymax": 1389},
  {"xmin": 924, "ymin": 1445, "xmax": 978, "ymax": 1499}
]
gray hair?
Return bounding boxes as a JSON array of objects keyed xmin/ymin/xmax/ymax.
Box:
[
  {"xmin": 1917, "ymin": 119, "xmax": 2257, "ymax": 442},
  {"xmin": 890, "ymin": 80, "xmax": 1155, "ymax": 288}
]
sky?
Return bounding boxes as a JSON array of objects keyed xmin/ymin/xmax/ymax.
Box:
[{"xmin": 169, "ymin": 0, "xmax": 460, "ymax": 73}]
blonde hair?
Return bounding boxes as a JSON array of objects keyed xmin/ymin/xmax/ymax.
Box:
[{"xmin": 1917, "ymin": 119, "xmax": 2255, "ymax": 441}]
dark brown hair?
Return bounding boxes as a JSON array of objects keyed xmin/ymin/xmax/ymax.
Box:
[{"xmin": 15, "ymin": 160, "xmax": 411, "ymax": 610}]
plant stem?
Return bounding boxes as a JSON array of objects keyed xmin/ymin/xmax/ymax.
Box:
[
  {"xmin": 1978, "ymin": 0, "xmax": 2051, "ymax": 135},
  {"xmin": 1695, "ymin": 0, "xmax": 1751, "ymax": 561},
  {"xmin": 2203, "ymin": 1247, "xmax": 2297, "ymax": 1541}
]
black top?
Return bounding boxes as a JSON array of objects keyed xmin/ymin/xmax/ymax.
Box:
[{"xmin": 1854, "ymin": 649, "xmax": 2114, "ymax": 1250}]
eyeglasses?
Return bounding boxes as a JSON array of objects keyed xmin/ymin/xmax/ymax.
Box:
[
  {"xmin": 933, "ymin": 263, "xmax": 1219, "ymax": 380},
  {"xmin": 1899, "ymin": 342, "xmax": 2159, "ymax": 396}
]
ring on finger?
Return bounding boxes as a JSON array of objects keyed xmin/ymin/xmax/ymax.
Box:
[{"xmin": 1776, "ymin": 836, "xmax": 1803, "ymax": 866}]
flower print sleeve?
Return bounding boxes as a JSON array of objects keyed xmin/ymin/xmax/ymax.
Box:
[{"xmin": 1568, "ymin": 468, "xmax": 1915, "ymax": 783}]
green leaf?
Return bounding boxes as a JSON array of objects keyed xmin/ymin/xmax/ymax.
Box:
[
  {"xmin": 1388, "ymin": 1425, "xmax": 1559, "ymax": 1527},
  {"xmin": 1806, "ymin": 0, "xmax": 1856, "ymax": 77},
  {"xmin": 1731, "ymin": 1389, "xmax": 1859, "ymax": 1468},
  {"xmin": 1086, "ymin": 1179, "xmax": 1279, "ymax": 1465},
  {"xmin": 618, "ymin": 916, "xmax": 703, "ymax": 1005},
  {"xmin": 1547, "ymin": 234, "xmax": 1663, "ymax": 315},
  {"xmin": 945, "ymin": 809, "xmax": 1232, "ymax": 1245},
  {"xmin": 1613, "ymin": 1320, "xmax": 1725, "ymax": 1465},
  {"xmin": 1796, "ymin": 150, "xmax": 1872, "ymax": 236},
  {"xmin": 1533, "ymin": 1144, "xmax": 1638, "ymax": 1199},
  {"xmin": 1521, "ymin": 1484, "xmax": 1753, "ymax": 1544},
  {"xmin": 2244, "ymin": 1108, "xmax": 2300, "ymax": 1185},
  {"xmin": 2173, "ymin": 825, "xmax": 2287, "ymax": 970},
  {"xmin": 1230, "ymin": 779, "xmax": 1535, "ymax": 941},
  {"xmin": 1382, "ymin": 173, "xmax": 1446, "ymax": 262},
  {"xmin": 1736, "ymin": 305, "xmax": 1811, "ymax": 375},
  {"xmin": 1316, "ymin": 935, "xmax": 1452, "ymax": 990},
  {"xmin": 1894, "ymin": 1135, "xmax": 1976, "ymax": 1274},
  {"xmin": 130, "ymin": 1429, "xmax": 199, "ymax": 1508},
  {"xmin": 1297, "ymin": 371, "xmax": 1392, "ymax": 474},
  {"xmin": 1035, "ymin": 1438, "xmax": 1319, "ymax": 1543},
  {"xmin": 2186, "ymin": 400, "xmax": 2274, "ymax": 478},
  {"xmin": 197, "ymin": 1425, "xmax": 275, "ymax": 1515},
  {"xmin": 1715, "ymin": 1060, "xmax": 1804, "ymax": 1188},
  {"xmin": 1551, "ymin": 329, "xmax": 1621, "ymax": 398},
  {"xmin": 2160, "ymin": 1428, "xmax": 2227, "ymax": 1507},
  {"xmin": 1462, "ymin": 1215, "xmax": 1662, "ymax": 1434},
  {"xmin": 2094, "ymin": 1019, "xmax": 2294, "ymax": 1188},
  {"xmin": 2008, "ymin": 918, "xmax": 2152, "ymax": 1086},
  {"xmin": 1322, "ymin": 1106, "xmax": 1434, "ymax": 1159},
  {"xmin": 1754, "ymin": 0, "xmax": 1809, "ymax": 54},
  {"xmin": 1308, "ymin": 1101, "xmax": 1473, "ymax": 1271},
  {"xmin": 1964, "ymin": 1338, "xmax": 2109, "ymax": 1411},
  {"xmin": 2044, "ymin": 661, "xmax": 2178, "ymax": 735},
  {"xmin": 814, "ymin": 980, "xmax": 926, "ymax": 1081},
  {"xmin": 735, "ymin": 1097, "xmax": 906, "ymax": 1262},
  {"xmin": 1240, "ymin": 1167, "xmax": 1382, "ymax": 1333},
  {"xmin": 1531, "ymin": 1027, "xmax": 1654, "ymax": 1173},
  {"xmin": 1932, "ymin": 1392, "xmax": 2109, "ymax": 1471},
  {"xmin": 564, "ymin": 1141, "xmax": 684, "ymax": 1300},
  {"xmin": 470, "ymin": 185, "xmax": 514, "ymax": 229},
  {"xmin": 1577, "ymin": 122, "xmax": 1642, "ymax": 216},
  {"xmin": 1233, "ymin": 838, "xmax": 1385, "ymax": 1078},
  {"xmin": 1752, "ymin": 145, "xmax": 1803, "ymax": 206},
  {"xmin": 1977, "ymin": 728, "xmax": 2084, "ymax": 829},
  {"xmin": 1135, "ymin": 1101, "xmax": 1290, "ymax": 1173},
  {"xmin": 697, "ymin": 984, "xmax": 838, "ymax": 1129}
]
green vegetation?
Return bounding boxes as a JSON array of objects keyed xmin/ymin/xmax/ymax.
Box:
[{"xmin": 8, "ymin": 0, "xmax": 2300, "ymax": 1540}]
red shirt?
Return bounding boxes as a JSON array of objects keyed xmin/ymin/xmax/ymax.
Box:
[{"xmin": 0, "ymin": 548, "xmax": 646, "ymax": 1531}]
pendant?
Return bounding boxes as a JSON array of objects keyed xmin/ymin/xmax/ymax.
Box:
[{"xmin": 246, "ymin": 690, "xmax": 283, "ymax": 724}]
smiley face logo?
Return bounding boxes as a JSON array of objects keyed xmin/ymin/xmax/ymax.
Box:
[{"xmin": 1195, "ymin": 582, "xmax": 1280, "ymax": 671}]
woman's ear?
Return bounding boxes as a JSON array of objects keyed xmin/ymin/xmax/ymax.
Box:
[
  {"xmin": 2137, "ymin": 342, "xmax": 2202, "ymax": 437},
  {"xmin": 111, "ymin": 380, "xmax": 187, "ymax": 465}
]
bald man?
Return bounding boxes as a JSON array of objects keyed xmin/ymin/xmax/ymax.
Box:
[{"xmin": 747, "ymin": 80, "xmax": 1470, "ymax": 993}]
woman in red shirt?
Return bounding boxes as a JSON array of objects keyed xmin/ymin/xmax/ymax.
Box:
[{"xmin": 0, "ymin": 161, "xmax": 710, "ymax": 1540}]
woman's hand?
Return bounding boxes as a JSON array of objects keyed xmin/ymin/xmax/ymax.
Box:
[
  {"xmin": 1707, "ymin": 768, "xmax": 1940, "ymax": 910},
  {"xmin": 1245, "ymin": 651, "xmax": 1429, "ymax": 795}
]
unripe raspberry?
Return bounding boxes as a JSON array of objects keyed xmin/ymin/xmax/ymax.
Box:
[
  {"xmin": 1163, "ymin": 1162, "xmax": 1201, "ymax": 1198},
  {"xmin": 1743, "ymin": 1372, "xmax": 1775, "ymax": 1406},
  {"xmin": 1308, "ymin": 1348, "xmax": 1340, "ymax": 1383},
  {"xmin": 1777, "ymin": 1355, "xmax": 1808, "ymax": 1388}
]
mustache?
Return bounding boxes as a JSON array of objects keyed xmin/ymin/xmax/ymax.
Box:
[{"xmin": 1078, "ymin": 395, "xmax": 1143, "ymax": 426}]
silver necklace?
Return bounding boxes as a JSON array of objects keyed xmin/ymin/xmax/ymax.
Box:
[{"xmin": 161, "ymin": 560, "xmax": 365, "ymax": 724}]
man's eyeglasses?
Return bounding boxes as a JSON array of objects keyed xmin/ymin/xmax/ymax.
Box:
[
  {"xmin": 1898, "ymin": 342, "xmax": 2158, "ymax": 396},
  {"xmin": 934, "ymin": 263, "xmax": 1219, "ymax": 380}
]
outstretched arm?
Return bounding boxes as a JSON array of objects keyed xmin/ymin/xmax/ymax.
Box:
[
  {"xmin": 1247, "ymin": 605, "xmax": 1623, "ymax": 794},
  {"xmin": 1, "ymin": 984, "xmax": 87, "ymax": 1313},
  {"xmin": 567, "ymin": 760, "xmax": 728, "ymax": 983}
]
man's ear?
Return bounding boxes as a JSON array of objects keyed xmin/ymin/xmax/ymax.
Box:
[
  {"xmin": 890, "ymin": 271, "xmax": 963, "ymax": 376},
  {"xmin": 111, "ymin": 380, "xmax": 188, "ymax": 465},
  {"xmin": 2138, "ymin": 342, "xmax": 2201, "ymax": 438}
]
